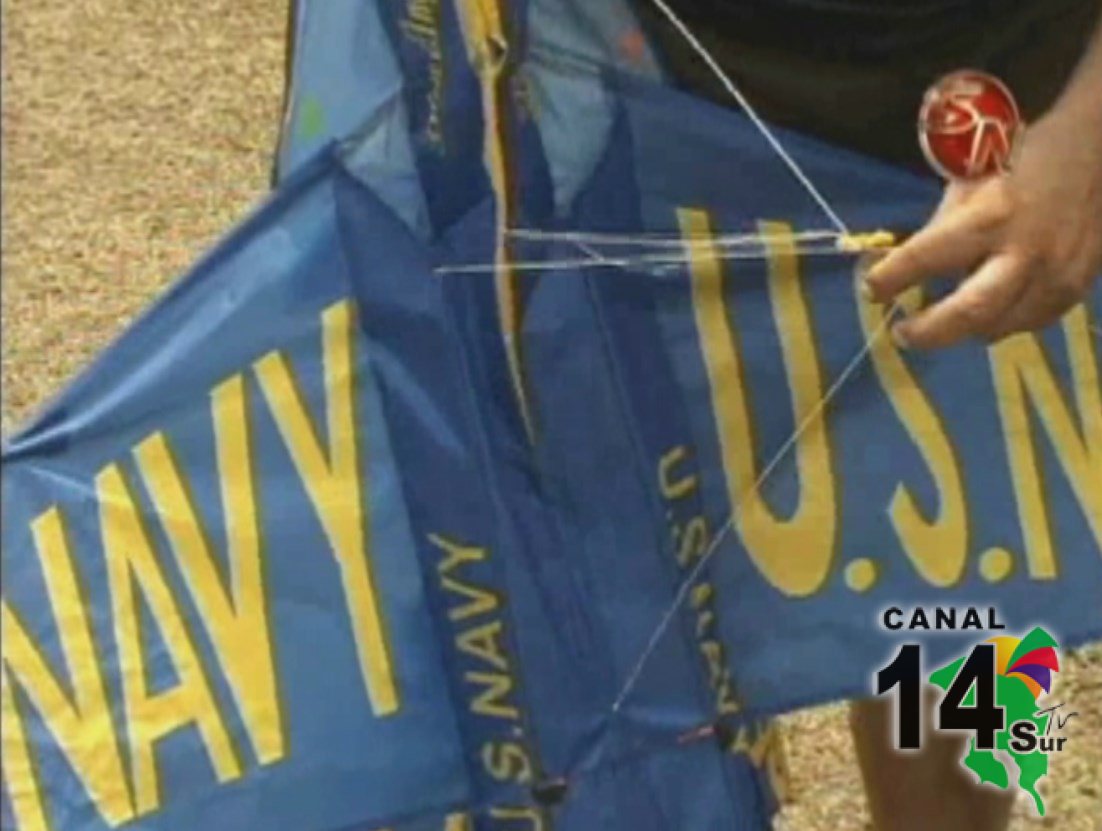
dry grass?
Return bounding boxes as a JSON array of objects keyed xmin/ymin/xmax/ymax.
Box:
[
  {"xmin": 1, "ymin": 0, "xmax": 1098, "ymax": 828},
  {"xmin": 1, "ymin": 0, "xmax": 284, "ymax": 432}
]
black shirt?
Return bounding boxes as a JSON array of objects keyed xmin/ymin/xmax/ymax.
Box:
[
  {"xmin": 636, "ymin": 0, "xmax": 1102, "ymax": 167},
  {"xmin": 646, "ymin": 0, "xmax": 1049, "ymax": 57}
]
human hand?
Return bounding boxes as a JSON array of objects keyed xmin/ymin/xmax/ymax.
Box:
[{"xmin": 863, "ymin": 106, "xmax": 1102, "ymax": 349}]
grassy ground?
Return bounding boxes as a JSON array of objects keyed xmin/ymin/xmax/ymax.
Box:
[{"xmin": 2, "ymin": 0, "xmax": 1099, "ymax": 827}]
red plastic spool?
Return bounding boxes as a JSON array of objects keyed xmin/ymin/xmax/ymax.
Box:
[{"xmin": 919, "ymin": 70, "xmax": 1022, "ymax": 180}]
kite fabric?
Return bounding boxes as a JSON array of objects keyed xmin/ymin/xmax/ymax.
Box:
[{"xmin": 3, "ymin": 1, "xmax": 1101, "ymax": 830}]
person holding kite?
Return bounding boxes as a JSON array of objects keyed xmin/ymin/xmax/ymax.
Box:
[{"xmin": 638, "ymin": 1, "xmax": 1102, "ymax": 829}]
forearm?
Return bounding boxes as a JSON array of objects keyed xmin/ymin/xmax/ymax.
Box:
[{"xmin": 1050, "ymin": 11, "xmax": 1102, "ymax": 138}]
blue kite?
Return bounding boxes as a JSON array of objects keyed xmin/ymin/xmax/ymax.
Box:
[{"xmin": 3, "ymin": 1, "xmax": 1100, "ymax": 830}]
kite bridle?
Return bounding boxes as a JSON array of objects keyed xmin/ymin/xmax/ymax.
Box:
[
  {"xmin": 607, "ymin": 0, "xmax": 1102, "ymax": 728},
  {"xmin": 605, "ymin": 0, "xmax": 905, "ymax": 717}
]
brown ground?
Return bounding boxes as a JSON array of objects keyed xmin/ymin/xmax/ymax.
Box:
[{"xmin": 2, "ymin": 0, "xmax": 1098, "ymax": 828}]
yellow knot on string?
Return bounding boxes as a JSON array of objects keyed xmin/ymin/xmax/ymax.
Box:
[{"xmin": 836, "ymin": 230, "xmax": 898, "ymax": 253}]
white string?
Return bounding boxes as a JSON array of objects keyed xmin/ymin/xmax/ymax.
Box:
[
  {"xmin": 611, "ymin": 307, "xmax": 896, "ymax": 713},
  {"xmin": 435, "ymin": 243, "xmax": 851, "ymax": 275},
  {"xmin": 523, "ymin": 0, "xmax": 1053, "ymax": 724},
  {"xmin": 569, "ymin": 227, "xmax": 692, "ymax": 279},
  {"xmin": 611, "ymin": 296, "xmax": 1096, "ymax": 711},
  {"xmin": 541, "ymin": 224, "xmax": 897, "ymax": 722},
  {"xmin": 588, "ymin": 0, "xmax": 1099, "ymax": 725},
  {"xmin": 437, "ymin": 228, "xmax": 867, "ymax": 274},
  {"xmin": 602, "ymin": 0, "xmax": 887, "ymax": 721},
  {"xmin": 507, "ymin": 227, "xmax": 844, "ymax": 249},
  {"xmin": 645, "ymin": 0, "xmax": 851, "ymax": 235}
]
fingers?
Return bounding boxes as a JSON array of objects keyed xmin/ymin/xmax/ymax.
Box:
[
  {"xmin": 931, "ymin": 180, "xmax": 979, "ymax": 219},
  {"xmin": 861, "ymin": 165, "xmax": 1095, "ymax": 349},
  {"xmin": 892, "ymin": 254, "xmax": 1026, "ymax": 349},
  {"xmin": 864, "ymin": 182, "xmax": 1011, "ymax": 303},
  {"xmin": 983, "ymin": 276, "xmax": 1082, "ymax": 341}
]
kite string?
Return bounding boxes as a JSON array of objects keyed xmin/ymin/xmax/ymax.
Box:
[
  {"xmin": 436, "ymin": 227, "xmax": 891, "ymax": 275},
  {"xmin": 543, "ymin": 0, "xmax": 1102, "ymax": 754},
  {"xmin": 506, "ymin": 227, "xmax": 846, "ymax": 248},
  {"xmin": 609, "ymin": 307, "xmax": 896, "ymax": 714},
  {"xmin": 645, "ymin": 0, "xmax": 850, "ymax": 235},
  {"xmin": 604, "ymin": 273, "xmax": 1095, "ymax": 716},
  {"xmin": 601, "ymin": 0, "xmax": 889, "ymax": 726},
  {"xmin": 435, "ymin": 244, "xmax": 855, "ymax": 275}
]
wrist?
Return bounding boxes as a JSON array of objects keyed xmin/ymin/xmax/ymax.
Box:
[
  {"xmin": 1049, "ymin": 22, "xmax": 1102, "ymax": 139},
  {"xmin": 1033, "ymin": 91, "xmax": 1102, "ymax": 183},
  {"xmin": 1051, "ymin": 86, "xmax": 1102, "ymax": 141}
]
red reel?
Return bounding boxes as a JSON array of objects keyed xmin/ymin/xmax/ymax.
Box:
[{"xmin": 919, "ymin": 70, "xmax": 1022, "ymax": 180}]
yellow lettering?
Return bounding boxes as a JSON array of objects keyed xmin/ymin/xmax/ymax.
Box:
[
  {"xmin": 489, "ymin": 806, "xmax": 545, "ymax": 830},
  {"xmin": 858, "ymin": 286, "xmax": 969, "ymax": 585},
  {"xmin": 1, "ymin": 508, "xmax": 134, "ymax": 830},
  {"xmin": 675, "ymin": 517, "xmax": 709, "ymax": 568},
  {"xmin": 700, "ymin": 640, "xmax": 740, "ymax": 715},
  {"xmin": 658, "ymin": 446, "xmax": 697, "ymax": 500},
  {"xmin": 445, "ymin": 814, "xmax": 473, "ymax": 831},
  {"xmin": 431, "ymin": 534, "xmax": 487, "ymax": 574},
  {"xmin": 132, "ymin": 375, "xmax": 283, "ymax": 766},
  {"xmin": 482, "ymin": 740, "xmax": 533, "ymax": 784},
  {"xmin": 429, "ymin": 534, "xmax": 499, "ymax": 622},
  {"xmin": 254, "ymin": 300, "xmax": 398, "ymax": 715},
  {"xmin": 1, "ymin": 667, "xmax": 51, "ymax": 831},
  {"xmin": 690, "ymin": 583, "xmax": 713, "ymax": 608},
  {"xmin": 467, "ymin": 672, "xmax": 518, "ymax": 719},
  {"xmin": 456, "ymin": 621, "xmax": 510, "ymax": 672},
  {"xmin": 989, "ymin": 308, "xmax": 1102, "ymax": 577},
  {"xmin": 684, "ymin": 211, "xmax": 836, "ymax": 596},
  {"xmin": 695, "ymin": 609, "xmax": 715, "ymax": 638},
  {"xmin": 98, "ymin": 464, "xmax": 241, "ymax": 814}
]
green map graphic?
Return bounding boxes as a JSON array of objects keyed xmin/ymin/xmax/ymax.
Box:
[{"xmin": 929, "ymin": 629, "xmax": 1058, "ymax": 816}]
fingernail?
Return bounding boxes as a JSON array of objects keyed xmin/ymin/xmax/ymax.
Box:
[
  {"xmin": 891, "ymin": 325, "xmax": 911, "ymax": 350},
  {"xmin": 855, "ymin": 256, "xmax": 879, "ymax": 302}
]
